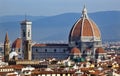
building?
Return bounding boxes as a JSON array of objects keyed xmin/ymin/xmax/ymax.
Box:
[
  {"xmin": 4, "ymin": 32, "xmax": 10, "ymax": 62},
  {"xmin": 95, "ymin": 47, "xmax": 107, "ymax": 60},
  {"xmin": 32, "ymin": 6, "xmax": 106, "ymax": 61},
  {"xmin": 70, "ymin": 47, "xmax": 81, "ymax": 58},
  {"xmin": 70, "ymin": 47, "xmax": 85, "ymax": 62},
  {"xmin": 31, "ymin": 69, "xmax": 75, "ymax": 76},
  {"xmin": 21, "ymin": 20, "xmax": 32, "ymax": 60},
  {"xmin": 32, "ymin": 6, "xmax": 103, "ymax": 60},
  {"xmin": 32, "ymin": 44, "xmax": 69, "ymax": 60},
  {"xmin": 69, "ymin": 6, "xmax": 103, "ymax": 60}
]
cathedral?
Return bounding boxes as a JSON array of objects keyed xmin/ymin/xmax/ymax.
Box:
[
  {"xmin": 69, "ymin": 6, "xmax": 106, "ymax": 61},
  {"xmin": 4, "ymin": 6, "xmax": 107, "ymax": 62}
]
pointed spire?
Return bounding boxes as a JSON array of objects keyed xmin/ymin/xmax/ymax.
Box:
[
  {"xmin": 82, "ymin": 5, "xmax": 88, "ymax": 18},
  {"xmin": 4, "ymin": 32, "xmax": 9, "ymax": 43}
]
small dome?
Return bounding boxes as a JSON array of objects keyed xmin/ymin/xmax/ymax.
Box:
[
  {"xmin": 12, "ymin": 38, "xmax": 21, "ymax": 49},
  {"xmin": 71, "ymin": 47, "xmax": 80, "ymax": 54},
  {"xmin": 96, "ymin": 47, "xmax": 106, "ymax": 53}
]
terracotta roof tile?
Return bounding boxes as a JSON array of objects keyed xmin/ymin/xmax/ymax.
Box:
[
  {"xmin": 71, "ymin": 47, "xmax": 80, "ymax": 54},
  {"xmin": 82, "ymin": 19, "xmax": 93, "ymax": 36},
  {"xmin": 33, "ymin": 44, "xmax": 68, "ymax": 47},
  {"xmin": 96, "ymin": 47, "xmax": 106, "ymax": 53}
]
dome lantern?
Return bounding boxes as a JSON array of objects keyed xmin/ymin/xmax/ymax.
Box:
[{"xmin": 82, "ymin": 5, "xmax": 88, "ymax": 19}]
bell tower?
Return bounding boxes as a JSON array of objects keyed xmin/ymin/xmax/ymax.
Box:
[
  {"xmin": 4, "ymin": 32, "xmax": 10, "ymax": 62},
  {"xmin": 21, "ymin": 19, "xmax": 32, "ymax": 60}
]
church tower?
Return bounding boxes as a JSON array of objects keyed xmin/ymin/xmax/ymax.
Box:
[
  {"xmin": 4, "ymin": 32, "xmax": 10, "ymax": 62},
  {"xmin": 21, "ymin": 19, "xmax": 32, "ymax": 60}
]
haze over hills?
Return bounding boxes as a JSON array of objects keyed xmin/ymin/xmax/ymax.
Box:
[{"xmin": 0, "ymin": 11, "xmax": 120, "ymax": 43}]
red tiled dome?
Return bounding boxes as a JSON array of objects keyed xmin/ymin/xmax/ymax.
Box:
[
  {"xmin": 71, "ymin": 47, "xmax": 80, "ymax": 54},
  {"xmin": 12, "ymin": 38, "xmax": 21, "ymax": 49},
  {"xmin": 70, "ymin": 19, "xmax": 100, "ymax": 37},
  {"xmin": 69, "ymin": 7, "xmax": 101, "ymax": 41},
  {"xmin": 96, "ymin": 47, "xmax": 106, "ymax": 53}
]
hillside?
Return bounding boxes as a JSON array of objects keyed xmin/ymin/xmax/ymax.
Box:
[{"xmin": 0, "ymin": 11, "xmax": 120, "ymax": 42}]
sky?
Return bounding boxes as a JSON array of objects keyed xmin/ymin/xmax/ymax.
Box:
[{"xmin": 0, "ymin": 0, "xmax": 120, "ymax": 16}]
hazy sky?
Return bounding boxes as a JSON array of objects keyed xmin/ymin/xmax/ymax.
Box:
[{"xmin": 0, "ymin": 0, "xmax": 120, "ymax": 16}]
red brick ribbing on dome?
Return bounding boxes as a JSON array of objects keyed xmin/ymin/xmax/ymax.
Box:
[
  {"xmin": 70, "ymin": 19, "xmax": 83, "ymax": 38},
  {"xmin": 90, "ymin": 19, "xmax": 101, "ymax": 38},
  {"xmin": 82, "ymin": 19, "xmax": 93, "ymax": 36}
]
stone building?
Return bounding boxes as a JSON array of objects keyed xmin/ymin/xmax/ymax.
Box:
[
  {"xmin": 4, "ymin": 32, "xmax": 10, "ymax": 62},
  {"xmin": 20, "ymin": 20, "xmax": 32, "ymax": 60},
  {"xmin": 69, "ymin": 6, "xmax": 103, "ymax": 59},
  {"xmin": 32, "ymin": 44, "xmax": 69, "ymax": 60}
]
